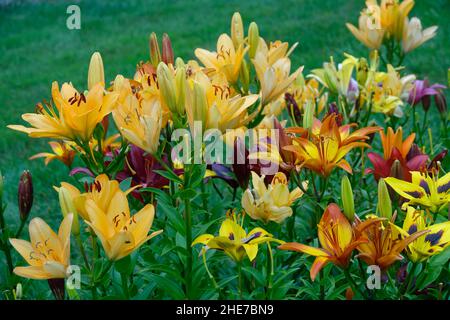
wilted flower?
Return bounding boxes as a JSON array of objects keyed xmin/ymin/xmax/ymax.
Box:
[
  {"xmin": 241, "ymin": 172, "xmax": 305, "ymax": 223},
  {"xmin": 9, "ymin": 214, "xmax": 73, "ymax": 279},
  {"xmin": 18, "ymin": 171, "xmax": 33, "ymax": 221},
  {"xmin": 8, "ymin": 82, "xmax": 118, "ymax": 142},
  {"xmin": 192, "ymin": 211, "xmax": 282, "ymax": 262}
]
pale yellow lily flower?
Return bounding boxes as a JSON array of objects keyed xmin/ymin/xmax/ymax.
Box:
[
  {"xmin": 402, "ymin": 17, "xmax": 438, "ymax": 53},
  {"xmin": 9, "ymin": 214, "xmax": 73, "ymax": 280},
  {"xmin": 241, "ymin": 172, "xmax": 305, "ymax": 223},
  {"xmin": 195, "ymin": 34, "xmax": 247, "ymax": 84},
  {"xmin": 8, "ymin": 82, "xmax": 118, "ymax": 142}
]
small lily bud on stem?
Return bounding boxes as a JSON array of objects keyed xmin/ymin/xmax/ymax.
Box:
[
  {"xmin": 18, "ymin": 170, "xmax": 33, "ymax": 222},
  {"xmin": 341, "ymin": 175, "xmax": 355, "ymax": 222}
]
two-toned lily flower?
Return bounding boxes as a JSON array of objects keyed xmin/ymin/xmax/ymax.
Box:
[
  {"xmin": 241, "ymin": 172, "xmax": 305, "ymax": 223},
  {"xmin": 192, "ymin": 211, "xmax": 282, "ymax": 262},
  {"xmin": 30, "ymin": 141, "xmax": 76, "ymax": 168},
  {"xmin": 356, "ymin": 214, "xmax": 427, "ymax": 270},
  {"xmin": 385, "ymin": 171, "xmax": 450, "ymax": 213},
  {"xmin": 8, "ymin": 82, "xmax": 118, "ymax": 142},
  {"xmin": 9, "ymin": 214, "xmax": 73, "ymax": 280},
  {"xmin": 366, "ymin": 127, "xmax": 428, "ymax": 181},
  {"xmin": 284, "ymin": 114, "xmax": 380, "ymax": 177},
  {"xmin": 195, "ymin": 33, "xmax": 247, "ymax": 84},
  {"xmin": 393, "ymin": 206, "xmax": 450, "ymax": 263},
  {"xmin": 112, "ymin": 81, "xmax": 163, "ymax": 154},
  {"xmin": 279, "ymin": 204, "xmax": 379, "ymax": 281},
  {"xmin": 252, "ymin": 39, "xmax": 302, "ymax": 105},
  {"xmin": 402, "ymin": 17, "xmax": 438, "ymax": 53},
  {"xmin": 408, "ymin": 79, "xmax": 446, "ymax": 112}
]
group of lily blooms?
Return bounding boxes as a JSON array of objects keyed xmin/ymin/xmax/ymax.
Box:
[{"xmin": 2, "ymin": 1, "xmax": 450, "ymax": 300}]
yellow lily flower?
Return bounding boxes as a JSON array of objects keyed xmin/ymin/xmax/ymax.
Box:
[
  {"xmin": 85, "ymin": 194, "xmax": 161, "ymax": 261},
  {"xmin": 9, "ymin": 214, "xmax": 73, "ymax": 280},
  {"xmin": 195, "ymin": 33, "xmax": 247, "ymax": 84},
  {"xmin": 8, "ymin": 82, "xmax": 118, "ymax": 142},
  {"xmin": 393, "ymin": 206, "xmax": 450, "ymax": 262},
  {"xmin": 279, "ymin": 204, "xmax": 380, "ymax": 281},
  {"xmin": 185, "ymin": 72, "xmax": 259, "ymax": 132},
  {"xmin": 252, "ymin": 39, "xmax": 302, "ymax": 105},
  {"xmin": 310, "ymin": 57, "xmax": 355, "ymax": 97},
  {"xmin": 192, "ymin": 211, "xmax": 282, "ymax": 262},
  {"xmin": 385, "ymin": 171, "xmax": 450, "ymax": 212},
  {"xmin": 376, "ymin": 0, "xmax": 414, "ymax": 40},
  {"xmin": 241, "ymin": 172, "xmax": 305, "ymax": 223},
  {"xmin": 402, "ymin": 17, "xmax": 438, "ymax": 53},
  {"xmin": 112, "ymin": 82, "xmax": 162, "ymax": 154},
  {"xmin": 56, "ymin": 174, "xmax": 137, "ymax": 222},
  {"xmin": 346, "ymin": 5, "xmax": 385, "ymax": 50},
  {"xmin": 29, "ymin": 141, "xmax": 76, "ymax": 167}
]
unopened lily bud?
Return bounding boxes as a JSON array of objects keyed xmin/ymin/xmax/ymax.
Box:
[
  {"xmin": 231, "ymin": 12, "xmax": 244, "ymax": 49},
  {"xmin": 356, "ymin": 58, "xmax": 368, "ymax": 86},
  {"xmin": 87, "ymin": 52, "xmax": 105, "ymax": 90},
  {"xmin": 113, "ymin": 74, "xmax": 125, "ymax": 92},
  {"xmin": 248, "ymin": 22, "xmax": 259, "ymax": 59},
  {"xmin": 15, "ymin": 283, "xmax": 22, "ymax": 300},
  {"xmin": 193, "ymin": 81, "xmax": 208, "ymax": 126},
  {"xmin": 341, "ymin": 175, "xmax": 355, "ymax": 222},
  {"xmin": 303, "ymin": 100, "xmax": 314, "ymax": 130},
  {"xmin": 157, "ymin": 62, "xmax": 178, "ymax": 114},
  {"xmin": 162, "ymin": 33, "xmax": 174, "ymax": 65},
  {"xmin": 175, "ymin": 57, "xmax": 185, "ymax": 69},
  {"xmin": 378, "ymin": 179, "xmax": 392, "ymax": 220},
  {"xmin": 239, "ymin": 59, "xmax": 250, "ymax": 93},
  {"xmin": 390, "ymin": 159, "xmax": 403, "ymax": 180},
  {"xmin": 18, "ymin": 170, "xmax": 33, "ymax": 221},
  {"xmin": 149, "ymin": 32, "xmax": 161, "ymax": 67},
  {"xmin": 58, "ymin": 187, "xmax": 80, "ymax": 236},
  {"xmin": 232, "ymin": 137, "xmax": 250, "ymax": 189},
  {"xmin": 435, "ymin": 92, "xmax": 447, "ymax": 115}
]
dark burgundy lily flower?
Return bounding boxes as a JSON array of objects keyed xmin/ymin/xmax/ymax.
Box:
[{"xmin": 408, "ymin": 79, "xmax": 446, "ymax": 112}]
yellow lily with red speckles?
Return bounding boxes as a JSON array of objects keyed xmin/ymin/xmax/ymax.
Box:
[
  {"xmin": 9, "ymin": 214, "xmax": 73, "ymax": 280},
  {"xmin": 192, "ymin": 211, "xmax": 282, "ymax": 262},
  {"xmin": 385, "ymin": 171, "xmax": 450, "ymax": 212}
]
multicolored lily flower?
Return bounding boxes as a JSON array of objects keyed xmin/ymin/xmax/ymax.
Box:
[
  {"xmin": 393, "ymin": 206, "xmax": 450, "ymax": 263},
  {"xmin": 284, "ymin": 114, "xmax": 380, "ymax": 177},
  {"xmin": 8, "ymin": 82, "xmax": 118, "ymax": 142},
  {"xmin": 192, "ymin": 211, "xmax": 282, "ymax": 262},
  {"xmin": 355, "ymin": 214, "xmax": 427, "ymax": 270},
  {"xmin": 279, "ymin": 204, "xmax": 380, "ymax": 281},
  {"xmin": 366, "ymin": 127, "xmax": 428, "ymax": 181},
  {"xmin": 385, "ymin": 171, "xmax": 450, "ymax": 213},
  {"xmin": 9, "ymin": 214, "xmax": 73, "ymax": 280},
  {"xmin": 241, "ymin": 172, "xmax": 305, "ymax": 223},
  {"xmin": 30, "ymin": 141, "xmax": 76, "ymax": 168}
]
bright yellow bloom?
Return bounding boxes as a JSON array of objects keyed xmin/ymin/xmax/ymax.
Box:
[
  {"xmin": 376, "ymin": 0, "xmax": 414, "ymax": 40},
  {"xmin": 8, "ymin": 82, "xmax": 118, "ymax": 142},
  {"xmin": 356, "ymin": 214, "xmax": 427, "ymax": 270},
  {"xmin": 185, "ymin": 72, "xmax": 259, "ymax": 132},
  {"xmin": 112, "ymin": 81, "xmax": 162, "ymax": 154},
  {"xmin": 385, "ymin": 171, "xmax": 450, "ymax": 212},
  {"xmin": 9, "ymin": 214, "xmax": 73, "ymax": 280},
  {"xmin": 241, "ymin": 172, "xmax": 305, "ymax": 223},
  {"xmin": 402, "ymin": 17, "xmax": 438, "ymax": 53},
  {"xmin": 393, "ymin": 206, "xmax": 450, "ymax": 262},
  {"xmin": 346, "ymin": 5, "xmax": 385, "ymax": 50},
  {"xmin": 310, "ymin": 57, "xmax": 355, "ymax": 97},
  {"xmin": 279, "ymin": 204, "xmax": 380, "ymax": 281},
  {"xmin": 192, "ymin": 211, "xmax": 282, "ymax": 262},
  {"xmin": 56, "ymin": 174, "xmax": 137, "ymax": 222},
  {"xmin": 195, "ymin": 34, "xmax": 247, "ymax": 84},
  {"xmin": 252, "ymin": 40, "xmax": 302, "ymax": 105},
  {"xmin": 30, "ymin": 141, "xmax": 76, "ymax": 167}
]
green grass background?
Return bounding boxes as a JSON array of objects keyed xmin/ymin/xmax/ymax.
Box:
[{"xmin": 0, "ymin": 0, "xmax": 449, "ymax": 226}]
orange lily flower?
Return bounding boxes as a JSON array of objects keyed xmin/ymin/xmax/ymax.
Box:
[
  {"xmin": 356, "ymin": 215, "xmax": 428, "ymax": 270},
  {"xmin": 380, "ymin": 127, "xmax": 415, "ymax": 160},
  {"xmin": 30, "ymin": 141, "xmax": 76, "ymax": 167},
  {"xmin": 279, "ymin": 204, "xmax": 379, "ymax": 281}
]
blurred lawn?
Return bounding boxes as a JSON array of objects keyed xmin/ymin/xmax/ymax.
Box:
[{"xmin": 0, "ymin": 0, "xmax": 449, "ymax": 225}]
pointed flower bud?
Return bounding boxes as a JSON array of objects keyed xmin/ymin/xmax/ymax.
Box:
[
  {"xmin": 58, "ymin": 187, "xmax": 80, "ymax": 236},
  {"xmin": 303, "ymin": 100, "xmax": 314, "ymax": 130},
  {"xmin": 248, "ymin": 22, "xmax": 259, "ymax": 59},
  {"xmin": 193, "ymin": 81, "xmax": 208, "ymax": 126},
  {"xmin": 162, "ymin": 33, "xmax": 174, "ymax": 65},
  {"xmin": 14, "ymin": 283, "xmax": 22, "ymax": 300},
  {"xmin": 239, "ymin": 59, "xmax": 250, "ymax": 93},
  {"xmin": 113, "ymin": 74, "xmax": 125, "ymax": 92},
  {"xmin": 157, "ymin": 62, "xmax": 178, "ymax": 114},
  {"xmin": 341, "ymin": 175, "xmax": 355, "ymax": 222},
  {"xmin": 87, "ymin": 52, "xmax": 105, "ymax": 90},
  {"xmin": 435, "ymin": 91, "xmax": 447, "ymax": 115},
  {"xmin": 356, "ymin": 58, "xmax": 368, "ymax": 86},
  {"xmin": 231, "ymin": 12, "xmax": 244, "ymax": 49},
  {"xmin": 18, "ymin": 171, "xmax": 33, "ymax": 221},
  {"xmin": 149, "ymin": 32, "xmax": 161, "ymax": 67},
  {"xmin": 377, "ymin": 179, "xmax": 392, "ymax": 220},
  {"xmin": 390, "ymin": 159, "xmax": 403, "ymax": 180},
  {"xmin": 175, "ymin": 67, "xmax": 186, "ymax": 115}
]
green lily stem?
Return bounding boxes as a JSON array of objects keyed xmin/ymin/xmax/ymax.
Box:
[
  {"xmin": 75, "ymin": 234, "xmax": 90, "ymax": 271},
  {"xmin": 120, "ymin": 272, "xmax": 130, "ymax": 299},
  {"xmin": 237, "ymin": 261, "xmax": 243, "ymax": 299},
  {"xmin": 202, "ymin": 251, "xmax": 219, "ymax": 291},
  {"xmin": 0, "ymin": 203, "xmax": 13, "ymax": 275},
  {"xmin": 266, "ymin": 244, "xmax": 274, "ymax": 299},
  {"xmin": 343, "ymin": 267, "xmax": 365, "ymax": 299},
  {"xmin": 184, "ymin": 197, "xmax": 193, "ymax": 299},
  {"xmin": 401, "ymin": 263, "xmax": 418, "ymax": 296},
  {"xmin": 15, "ymin": 218, "xmax": 27, "ymax": 238}
]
